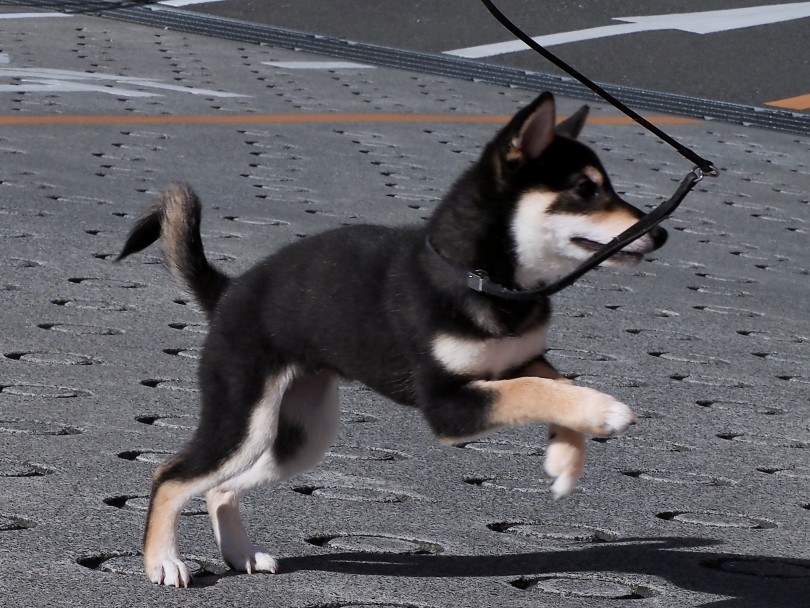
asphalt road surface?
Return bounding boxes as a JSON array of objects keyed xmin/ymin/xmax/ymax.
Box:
[
  {"xmin": 194, "ymin": 0, "xmax": 810, "ymax": 111},
  {"xmin": 1, "ymin": 5, "xmax": 809, "ymax": 607}
]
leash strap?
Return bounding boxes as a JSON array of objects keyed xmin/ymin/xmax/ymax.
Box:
[{"xmin": 479, "ymin": 0, "xmax": 718, "ymax": 176}]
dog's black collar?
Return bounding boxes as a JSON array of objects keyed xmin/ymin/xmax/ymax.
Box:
[
  {"xmin": 426, "ymin": 237, "xmax": 548, "ymax": 301},
  {"xmin": 428, "ymin": 168, "xmax": 705, "ymax": 300}
]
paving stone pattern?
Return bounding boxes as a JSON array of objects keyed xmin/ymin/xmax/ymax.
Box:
[{"xmin": 1, "ymin": 10, "xmax": 808, "ymax": 608}]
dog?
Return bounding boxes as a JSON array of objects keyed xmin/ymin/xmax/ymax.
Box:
[{"xmin": 117, "ymin": 92, "xmax": 667, "ymax": 587}]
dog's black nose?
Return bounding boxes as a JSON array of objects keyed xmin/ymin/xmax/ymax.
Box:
[{"xmin": 649, "ymin": 225, "xmax": 668, "ymax": 250}]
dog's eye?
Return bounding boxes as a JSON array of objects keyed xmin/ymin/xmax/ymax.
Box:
[{"xmin": 573, "ymin": 177, "xmax": 597, "ymax": 199}]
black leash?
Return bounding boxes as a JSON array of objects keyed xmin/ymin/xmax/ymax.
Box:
[
  {"xmin": 479, "ymin": 0, "xmax": 718, "ymax": 176},
  {"xmin": 429, "ymin": 1, "xmax": 719, "ymax": 300}
]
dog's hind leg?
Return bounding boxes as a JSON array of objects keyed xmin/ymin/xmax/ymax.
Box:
[
  {"xmin": 520, "ymin": 360, "xmax": 587, "ymax": 499},
  {"xmin": 143, "ymin": 367, "xmax": 298, "ymax": 587},
  {"xmin": 143, "ymin": 462, "xmax": 226, "ymax": 587},
  {"xmin": 206, "ymin": 487, "xmax": 278, "ymax": 574},
  {"xmin": 205, "ymin": 371, "xmax": 340, "ymax": 575}
]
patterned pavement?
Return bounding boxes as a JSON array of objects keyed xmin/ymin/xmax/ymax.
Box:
[{"xmin": 1, "ymin": 7, "xmax": 808, "ymax": 607}]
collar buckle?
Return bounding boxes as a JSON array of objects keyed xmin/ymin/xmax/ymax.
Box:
[{"xmin": 467, "ymin": 270, "xmax": 488, "ymax": 292}]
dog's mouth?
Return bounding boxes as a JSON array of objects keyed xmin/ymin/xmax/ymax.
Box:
[{"xmin": 570, "ymin": 237, "xmax": 644, "ymax": 264}]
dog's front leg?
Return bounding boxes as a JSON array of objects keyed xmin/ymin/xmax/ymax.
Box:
[
  {"xmin": 421, "ymin": 367, "xmax": 635, "ymax": 446},
  {"xmin": 477, "ymin": 372, "xmax": 634, "ymax": 498},
  {"xmin": 519, "ymin": 359, "xmax": 587, "ymax": 499},
  {"xmin": 480, "ymin": 375, "xmax": 635, "ymax": 437},
  {"xmin": 418, "ymin": 350, "xmax": 635, "ymax": 498}
]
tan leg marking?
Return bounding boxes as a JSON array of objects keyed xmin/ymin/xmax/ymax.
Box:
[
  {"xmin": 143, "ymin": 478, "xmax": 199, "ymax": 587},
  {"xmin": 517, "ymin": 360, "xmax": 587, "ymax": 498},
  {"xmin": 480, "ymin": 376, "xmax": 635, "ymax": 437}
]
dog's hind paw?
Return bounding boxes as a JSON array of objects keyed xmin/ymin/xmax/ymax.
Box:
[
  {"xmin": 247, "ymin": 550, "xmax": 279, "ymax": 575},
  {"xmin": 544, "ymin": 426, "xmax": 586, "ymax": 499},
  {"xmin": 145, "ymin": 553, "xmax": 192, "ymax": 588},
  {"xmin": 224, "ymin": 545, "xmax": 279, "ymax": 575}
]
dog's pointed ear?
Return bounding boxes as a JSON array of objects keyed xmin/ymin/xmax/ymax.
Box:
[
  {"xmin": 504, "ymin": 92, "xmax": 556, "ymax": 165},
  {"xmin": 556, "ymin": 105, "xmax": 590, "ymax": 139}
]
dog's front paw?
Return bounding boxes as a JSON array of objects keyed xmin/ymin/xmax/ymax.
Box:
[
  {"xmin": 578, "ymin": 388, "xmax": 637, "ymax": 437},
  {"xmin": 544, "ymin": 426, "xmax": 586, "ymax": 499},
  {"xmin": 144, "ymin": 552, "xmax": 192, "ymax": 588},
  {"xmin": 599, "ymin": 398, "xmax": 637, "ymax": 437}
]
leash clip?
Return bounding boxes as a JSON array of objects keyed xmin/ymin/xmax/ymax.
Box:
[{"xmin": 691, "ymin": 163, "xmax": 720, "ymax": 184}]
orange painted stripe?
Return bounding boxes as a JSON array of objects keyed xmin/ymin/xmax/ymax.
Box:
[
  {"xmin": 765, "ymin": 94, "xmax": 810, "ymax": 111},
  {"xmin": 0, "ymin": 112, "xmax": 700, "ymax": 127},
  {"xmin": 587, "ymin": 115, "xmax": 699, "ymax": 126}
]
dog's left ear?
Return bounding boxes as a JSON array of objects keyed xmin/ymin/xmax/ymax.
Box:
[
  {"xmin": 505, "ymin": 92, "xmax": 556, "ymax": 165},
  {"xmin": 555, "ymin": 105, "xmax": 590, "ymax": 139}
]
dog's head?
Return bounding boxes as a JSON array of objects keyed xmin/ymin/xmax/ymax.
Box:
[{"xmin": 486, "ymin": 93, "xmax": 668, "ymax": 289}]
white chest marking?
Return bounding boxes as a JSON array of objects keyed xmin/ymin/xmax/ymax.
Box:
[{"xmin": 432, "ymin": 324, "xmax": 549, "ymax": 377}]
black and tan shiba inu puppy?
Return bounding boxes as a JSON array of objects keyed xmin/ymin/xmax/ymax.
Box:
[{"xmin": 118, "ymin": 92, "xmax": 667, "ymax": 587}]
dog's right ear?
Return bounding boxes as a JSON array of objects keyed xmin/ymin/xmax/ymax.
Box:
[
  {"xmin": 555, "ymin": 105, "xmax": 590, "ymax": 139},
  {"xmin": 503, "ymin": 92, "xmax": 556, "ymax": 166}
]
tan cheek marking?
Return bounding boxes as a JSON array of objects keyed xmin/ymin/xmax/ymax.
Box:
[
  {"xmin": 590, "ymin": 208, "xmax": 640, "ymax": 234},
  {"xmin": 512, "ymin": 192, "xmax": 553, "ymax": 250},
  {"xmin": 517, "ymin": 189, "xmax": 557, "ymax": 210}
]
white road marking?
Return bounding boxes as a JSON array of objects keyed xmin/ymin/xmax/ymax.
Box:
[
  {"xmin": 157, "ymin": 0, "xmax": 228, "ymax": 6},
  {"xmin": 0, "ymin": 13, "xmax": 71, "ymax": 19},
  {"xmin": 446, "ymin": 2, "xmax": 810, "ymax": 58},
  {"xmin": 0, "ymin": 1, "xmax": 225, "ymax": 14},
  {"xmin": 0, "ymin": 67, "xmax": 248, "ymax": 98},
  {"xmin": 0, "ymin": 80, "xmax": 155, "ymax": 97}
]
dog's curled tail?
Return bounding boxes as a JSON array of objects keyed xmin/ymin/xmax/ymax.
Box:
[{"xmin": 116, "ymin": 184, "xmax": 229, "ymax": 316}]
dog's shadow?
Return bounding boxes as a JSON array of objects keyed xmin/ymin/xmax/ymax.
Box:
[{"xmin": 280, "ymin": 537, "xmax": 809, "ymax": 607}]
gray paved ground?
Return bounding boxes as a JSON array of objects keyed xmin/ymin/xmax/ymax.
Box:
[{"xmin": 1, "ymin": 7, "xmax": 809, "ymax": 608}]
